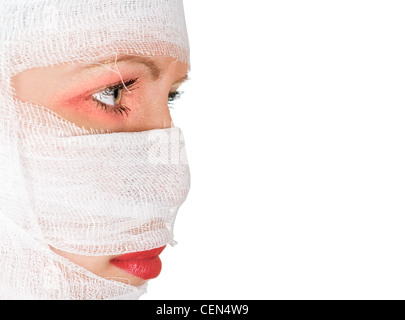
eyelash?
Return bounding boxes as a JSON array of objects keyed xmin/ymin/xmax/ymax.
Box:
[
  {"xmin": 168, "ymin": 91, "xmax": 183, "ymax": 108},
  {"xmin": 92, "ymin": 78, "xmax": 183, "ymax": 116},
  {"xmin": 91, "ymin": 78, "xmax": 138, "ymax": 116}
]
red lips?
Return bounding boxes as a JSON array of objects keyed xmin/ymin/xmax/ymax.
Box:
[{"xmin": 110, "ymin": 246, "xmax": 166, "ymax": 280}]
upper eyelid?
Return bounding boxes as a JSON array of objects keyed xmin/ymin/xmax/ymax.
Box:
[
  {"xmin": 109, "ymin": 78, "xmax": 139, "ymax": 92},
  {"xmin": 73, "ymin": 80, "xmax": 125, "ymax": 101},
  {"xmin": 85, "ymin": 78, "xmax": 139, "ymax": 101},
  {"xmin": 71, "ymin": 74, "xmax": 186, "ymax": 104},
  {"xmin": 97, "ymin": 78, "xmax": 138, "ymax": 93},
  {"xmin": 87, "ymin": 71, "xmax": 187, "ymax": 94},
  {"xmin": 91, "ymin": 79, "xmax": 139, "ymax": 106},
  {"xmin": 172, "ymin": 74, "xmax": 189, "ymax": 88}
]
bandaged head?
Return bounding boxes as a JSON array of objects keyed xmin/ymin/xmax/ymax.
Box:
[{"xmin": 0, "ymin": 0, "xmax": 190, "ymax": 299}]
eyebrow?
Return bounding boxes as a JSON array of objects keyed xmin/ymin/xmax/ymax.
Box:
[{"xmin": 79, "ymin": 55, "xmax": 162, "ymax": 80}]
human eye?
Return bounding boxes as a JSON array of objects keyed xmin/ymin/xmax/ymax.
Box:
[
  {"xmin": 167, "ymin": 90, "xmax": 183, "ymax": 108},
  {"xmin": 92, "ymin": 78, "xmax": 139, "ymax": 116}
]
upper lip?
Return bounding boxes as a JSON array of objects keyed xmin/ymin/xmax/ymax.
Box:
[{"xmin": 110, "ymin": 246, "xmax": 166, "ymax": 262}]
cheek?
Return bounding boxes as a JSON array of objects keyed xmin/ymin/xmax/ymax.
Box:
[
  {"xmin": 50, "ymin": 246, "xmax": 112, "ymax": 272},
  {"xmin": 50, "ymin": 246, "xmax": 148, "ymax": 286}
]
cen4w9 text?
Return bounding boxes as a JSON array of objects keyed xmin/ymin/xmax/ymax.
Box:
[{"xmin": 201, "ymin": 304, "xmax": 248, "ymax": 315}]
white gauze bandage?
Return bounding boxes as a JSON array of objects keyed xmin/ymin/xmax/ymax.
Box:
[{"xmin": 0, "ymin": 0, "xmax": 190, "ymax": 299}]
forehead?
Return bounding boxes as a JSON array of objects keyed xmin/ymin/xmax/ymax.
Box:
[
  {"xmin": 14, "ymin": 54, "xmax": 189, "ymax": 81},
  {"xmin": 2, "ymin": 0, "xmax": 189, "ymax": 77}
]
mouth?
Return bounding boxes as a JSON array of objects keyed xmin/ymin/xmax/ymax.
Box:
[{"xmin": 109, "ymin": 246, "xmax": 166, "ymax": 280}]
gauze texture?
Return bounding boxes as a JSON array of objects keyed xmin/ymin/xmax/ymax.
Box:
[{"xmin": 0, "ymin": 0, "xmax": 190, "ymax": 299}]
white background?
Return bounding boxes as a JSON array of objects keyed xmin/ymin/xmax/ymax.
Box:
[{"xmin": 144, "ymin": 0, "xmax": 405, "ymax": 299}]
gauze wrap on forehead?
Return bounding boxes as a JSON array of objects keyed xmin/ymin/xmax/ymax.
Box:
[{"xmin": 0, "ymin": 0, "xmax": 190, "ymax": 299}]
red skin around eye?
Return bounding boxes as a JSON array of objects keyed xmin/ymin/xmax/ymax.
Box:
[{"xmin": 54, "ymin": 72, "xmax": 140, "ymax": 130}]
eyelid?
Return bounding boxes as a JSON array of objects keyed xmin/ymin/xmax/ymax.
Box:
[
  {"xmin": 69, "ymin": 77, "xmax": 139, "ymax": 104},
  {"xmin": 86, "ymin": 77, "xmax": 139, "ymax": 106},
  {"xmin": 97, "ymin": 77, "xmax": 139, "ymax": 95},
  {"xmin": 91, "ymin": 78, "xmax": 139, "ymax": 114},
  {"xmin": 172, "ymin": 74, "xmax": 189, "ymax": 88}
]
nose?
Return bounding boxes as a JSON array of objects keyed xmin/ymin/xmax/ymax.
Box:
[{"xmin": 121, "ymin": 86, "xmax": 173, "ymax": 133}]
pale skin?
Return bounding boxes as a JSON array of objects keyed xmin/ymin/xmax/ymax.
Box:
[{"xmin": 11, "ymin": 54, "xmax": 189, "ymax": 286}]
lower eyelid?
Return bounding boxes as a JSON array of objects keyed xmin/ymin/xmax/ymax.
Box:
[{"xmin": 92, "ymin": 98, "xmax": 131, "ymax": 117}]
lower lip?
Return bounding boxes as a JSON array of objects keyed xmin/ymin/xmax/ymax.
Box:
[{"xmin": 110, "ymin": 246, "xmax": 166, "ymax": 280}]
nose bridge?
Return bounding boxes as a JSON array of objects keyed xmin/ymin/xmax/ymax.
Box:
[
  {"xmin": 124, "ymin": 98, "xmax": 173, "ymax": 132},
  {"xmin": 121, "ymin": 60, "xmax": 181, "ymax": 133}
]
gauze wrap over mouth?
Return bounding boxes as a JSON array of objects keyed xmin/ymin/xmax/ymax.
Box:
[
  {"xmin": 0, "ymin": 0, "xmax": 190, "ymax": 299},
  {"xmin": 19, "ymin": 104, "xmax": 190, "ymax": 256}
]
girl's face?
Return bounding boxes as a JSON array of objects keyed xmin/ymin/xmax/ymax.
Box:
[{"xmin": 11, "ymin": 55, "xmax": 189, "ymax": 286}]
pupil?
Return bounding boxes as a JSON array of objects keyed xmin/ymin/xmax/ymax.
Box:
[
  {"xmin": 113, "ymin": 88, "xmax": 122, "ymax": 105},
  {"xmin": 114, "ymin": 89, "xmax": 119, "ymax": 99}
]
